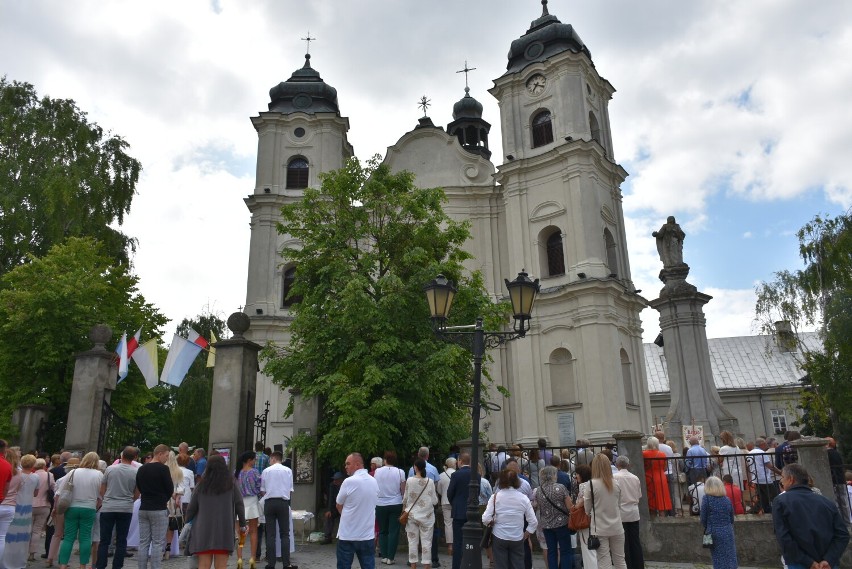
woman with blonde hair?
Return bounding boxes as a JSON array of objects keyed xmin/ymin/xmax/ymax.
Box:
[
  {"xmin": 165, "ymin": 451, "xmax": 185, "ymax": 559},
  {"xmin": 58, "ymin": 452, "xmax": 103, "ymax": 569},
  {"xmin": 718, "ymin": 431, "xmax": 744, "ymax": 491},
  {"xmin": 700, "ymin": 476, "xmax": 737, "ymax": 569},
  {"xmin": 582, "ymin": 454, "xmax": 626, "ymax": 569},
  {"xmin": 30, "ymin": 457, "xmax": 54, "ymax": 562},
  {"xmin": 2, "ymin": 453, "xmax": 39, "ymax": 569}
]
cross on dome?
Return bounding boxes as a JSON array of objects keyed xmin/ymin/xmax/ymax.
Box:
[
  {"xmin": 456, "ymin": 60, "xmax": 477, "ymax": 94},
  {"xmin": 301, "ymin": 31, "xmax": 316, "ymax": 55}
]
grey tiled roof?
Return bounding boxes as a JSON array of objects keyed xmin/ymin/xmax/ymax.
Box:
[{"xmin": 643, "ymin": 333, "xmax": 821, "ymax": 394}]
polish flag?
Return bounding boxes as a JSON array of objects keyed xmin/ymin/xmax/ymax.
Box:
[{"xmin": 187, "ymin": 329, "xmax": 209, "ymax": 349}]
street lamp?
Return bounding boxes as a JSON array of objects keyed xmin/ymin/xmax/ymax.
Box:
[{"xmin": 424, "ymin": 270, "xmax": 539, "ymax": 569}]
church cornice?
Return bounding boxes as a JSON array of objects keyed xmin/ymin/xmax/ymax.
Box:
[{"xmin": 494, "ymin": 139, "xmax": 626, "ymax": 186}]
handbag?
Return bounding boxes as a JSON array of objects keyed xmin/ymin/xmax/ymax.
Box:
[
  {"xmin": 586, "ymin": 479, "xmax": 601, "ymax": 550},
  {"xmin": 568, "ymin": 504, "xmax": 590, "ymax": 531},
  {"xmin": 399, "ymin": 478, "xmax": 430, "ymax": 525},
  {"xmin": 55, "ymin": 470, "xmax": 76, "ymax": 515},
  {"xmin": 480, "ymin": 493, "xmax": 496, "ymax": 549}
]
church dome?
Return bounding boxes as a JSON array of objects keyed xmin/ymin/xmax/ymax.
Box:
[
  {"xmin": 268, "ymin": 54, "xmax": 340, "ymax": 114},
  {"xmin": 452, "ymin": 88, "xmax": 484, "ymax": 120},
  {"xmin": 504, "ymin": 3, "xmax": 591, "ymax": 75}
]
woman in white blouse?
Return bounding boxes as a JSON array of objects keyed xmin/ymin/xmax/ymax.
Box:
[
  {"xmin": 402, "ymin": 460, "xmax": 438, "ymax": 569},
  {"xmin": 582, "ymin": 454, "xmax": 626, "ymax": 569},
  {"xmin": 373, "ymin": 451, "xmax": 406, "ymax": 565},
  {"xmin": 58, "ymin": 452, "xmax": 104, "ymax": 569},
  {"xmin": 482, "ymin": 469, "xmax": 537, "ymax": 569}
]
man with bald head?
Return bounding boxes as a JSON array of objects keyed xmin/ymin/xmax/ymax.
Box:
[{"xmin": 336, "ymin": 453, "xmax": 379, "ymax": 569}]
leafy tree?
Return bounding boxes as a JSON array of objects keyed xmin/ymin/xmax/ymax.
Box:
[
  {"xmin": 0, "ymin": 77, "xmax": 141, "ymax": 276},
  {"xmin": 168, "ymin": 311, "xmax": 227, "ymax": 448},
  {"xmin": 755, "ymin": 211, "xmax": 852, "ymax": 455},
  {"xmin": 260, "ymin": 157, "xmax": 507, "ymax": 466},
  {"xmin": 0, "ymin": 237, "xmax": 166, "ymax": 448}
]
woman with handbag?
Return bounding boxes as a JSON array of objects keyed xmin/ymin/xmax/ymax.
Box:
[
  {"xmin": 58, "ymin": 452, "xmax": 104, "ymax": 569},
  {"xmin": 481, "ymin": 469, "xmax": 536, "ymax": 569},
  {"xmin": 571, "ymin": 466, "xmax": 596, "ymax": 569},
  {"xmin": 699, "ymin": 476, "xmax": 737, "ymax": 569},
  {"xmin": 534, "ymin": 466, "xmax": 573, "ymax": 569},
  {"xmin": 374, "ymin": 451, "xmax": 406, "ymax": 566},
  {"xmin": 401, "ymin": 460, "xmax": 438, "ymax": 569},
  {"xmin": 581, "ymin": 455, "xmax": 626, "ymax": 569},
  {"xmin": 164, "ymin": 451, "xmax": 185, "ymax": 560},
  {"xmin": 235, "ymin": 451, "xmax": 262, "ymax": 569}
]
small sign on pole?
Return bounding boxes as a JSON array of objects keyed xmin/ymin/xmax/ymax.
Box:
[{"xmin": 682, "ymin": 424, "xmax": 704, "ymax": 449}]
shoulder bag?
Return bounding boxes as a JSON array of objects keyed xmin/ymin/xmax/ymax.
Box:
[
  {"xmin": 480, "ymin": 492, "xmax": 496, "ymax": 549},
  {"xmin": 399, "ymin": 478, "xmax": 430, "ymax": 525},
  {"xmin": 586, "ymin": 480, "xmax": 601, "ymax": 550},
  {"xmin": 702, "ymin": 498, "xmax": 713, "ymax": 548},
  {"xmin": 568, "ymin": 482, "xmax": 590, "ymax": 531},
  {"xmin": 55, "ymin": 470, "xmax": 76, "ymax": 515}
]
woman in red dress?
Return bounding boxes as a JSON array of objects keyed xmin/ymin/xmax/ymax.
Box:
[{"xmin": 643, "ymin": 437, "xmax": 672, "ymax": 516}]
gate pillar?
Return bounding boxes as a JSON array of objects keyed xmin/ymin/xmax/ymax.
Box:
[{"xmin": 65, "ymin": 325, "xmax": 117, "ymax": 453}]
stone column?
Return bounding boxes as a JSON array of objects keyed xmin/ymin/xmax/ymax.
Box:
[
  {"xmin": 65, "ymin": 325, "xmax": 117, "ymax": 453},
  {"xmin": 289, "ymin": 388, "xmax": 319, "ymax": 512},
  {"xmin": 208, "ymin": 312, "xmax": 261, "ymax": 462},
  {"xmin": 648, "ymin": 217, "xmax": 738, "ymax": 447},
  {"xmin": 11, "ymin": 404, "xmax": 51, "ymax": 452},
  {"xmin": 791, "ymin": 436, "xmax": 833, "ymax": 497},
  {"xmin": 614, "ymin": 430, "xmax": 661, "ymax": 556}
]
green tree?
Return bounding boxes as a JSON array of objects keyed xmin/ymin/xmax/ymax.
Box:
[
  {"xmin": 0, "ymin": 237, "xmax": 166, "ymax": 448},
  {"xmin": 260, "ymin": 157, "xmax": 507, "ymax": 466},
  {"xmin": 755, "ymin": 211, "xmax": 852, "ymax": 456},
  {"xmin": 169, "ymin": 311, "xmax": 226, "ymax": 448},
  {"xmin": 0, "ymin": 77, "xmax": 141, "ymax": 276}
]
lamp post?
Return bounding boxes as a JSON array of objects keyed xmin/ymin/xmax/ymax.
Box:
[{"xmin": 424, "ymin": 271, "xmax": 539, "ymax": 569}]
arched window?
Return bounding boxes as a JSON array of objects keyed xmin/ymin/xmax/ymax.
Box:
[
  {"xmin": 286, "ymin": 157, "xmax": 309, "ymax": 189},
  {"xmin": 546, "ymin": 231, "xmax": 565, "ymax": 277},
  {"xmin": 281, "ymin": 266, "xmax": 302, "ymax": 307},
  {"xmin": 604, "ymin": 228, "xmax": 618, "ymax": 277},
  {"xmin": 621, "ymin": 348, "xmax": 635, "ymax": 405},
  {"xmin": 549, "ymin": 348, "xmax": 576, "ymax": 405},
  {"xmin": 589, "ymin": 111, "xmax": 601, "ymax": 144},
  {"xmin": 531, "ymin": 110, "xmax": 554, "ymax": 148}
]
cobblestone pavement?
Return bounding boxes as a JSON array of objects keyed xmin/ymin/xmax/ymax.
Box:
[{"xmin": 25, "ymin": 542, "xmax": 776, "ymax": 569}]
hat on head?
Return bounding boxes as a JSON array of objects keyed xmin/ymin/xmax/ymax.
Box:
[{"xmin": 332, "ymin": 471, "xmax": 345, "ymax": 480}]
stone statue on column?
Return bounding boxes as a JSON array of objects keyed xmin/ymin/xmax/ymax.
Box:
[{"xmin": 648, "ymin": 216, "xmax": 738, "ymax": 446}]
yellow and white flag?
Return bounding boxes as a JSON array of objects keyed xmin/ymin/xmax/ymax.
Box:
[{"xmin": 206, "ymin": 331, "xmax": 217, "ymax": 368}]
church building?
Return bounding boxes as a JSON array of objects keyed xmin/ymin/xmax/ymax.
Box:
[{"xmin": 243, "ymin": 4, "xmax": 653, "ymax": 454}]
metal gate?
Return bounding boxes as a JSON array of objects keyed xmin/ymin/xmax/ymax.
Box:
[
  {"xmin": 254, "ymin": 401, "xmax": 270, "ymax": 448},
  {"xmin": 98, "ymin": 400, "xmax": 143, "ymax": 460}
]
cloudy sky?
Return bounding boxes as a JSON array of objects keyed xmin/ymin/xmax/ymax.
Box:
[{"xmin": 2, "ymin": 0, "xmax": 850, "ymax": 343}]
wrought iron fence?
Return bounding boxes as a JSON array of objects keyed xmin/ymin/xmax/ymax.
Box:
[{"xmin": 97, "ymin": 400, "xmax": 144, "ymax": 462}]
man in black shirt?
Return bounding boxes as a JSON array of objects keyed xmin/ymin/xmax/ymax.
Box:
[{"xmin": 135, "ymin": 444, "xmax": 173, "ymax": 569}]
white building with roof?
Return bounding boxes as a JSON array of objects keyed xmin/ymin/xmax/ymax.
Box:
[{"xmin": 644, "ymin": 331, "xmax": 817, "ymax": 447}]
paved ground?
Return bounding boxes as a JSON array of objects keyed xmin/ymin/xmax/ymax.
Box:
[{"xmin": 27, "ymin": 543, "xmax": 775, "ymax": 569}]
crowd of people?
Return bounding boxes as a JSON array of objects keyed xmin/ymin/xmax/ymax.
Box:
[{"xmin": 0, "ymin": 439, "xmax": 298, "ymax": 569}]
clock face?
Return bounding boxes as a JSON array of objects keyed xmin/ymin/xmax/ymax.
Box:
[{"xmin": 526, "ymin": 74, "xmax": 546, "ymax": 95}]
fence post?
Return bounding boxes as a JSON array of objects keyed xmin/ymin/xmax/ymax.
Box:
[
  {"xmin": 790, "ymin": 436, "xmax": 833, "ymax": 497},
  {"xmin": 613, "ymin": 430, "xmax": 650, "ymax": 519},
  {"xmin": 65, "ymin": 325, "xmax": 117, "ymax": 453}
]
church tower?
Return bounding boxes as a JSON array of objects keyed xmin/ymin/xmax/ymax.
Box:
[
  {"xmin": 489, "ymin": 3, "xmax": 651, "ymax": 443},
  {"xmin": 244, "ymin": 52, "xmax": 352, "ymax": 446}
]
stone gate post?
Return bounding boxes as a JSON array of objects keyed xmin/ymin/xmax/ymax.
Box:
[
  {"xmin": 791, "ymin": 436, "xmax": 833, "ymax": 497},
  {"xmin": 64, "ymin": 325, "xmax": 117, "ymax": 452}
]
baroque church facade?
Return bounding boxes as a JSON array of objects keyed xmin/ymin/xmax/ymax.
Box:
[{"xmin": 243, "ymin": 5, "xmax": 653, "ymax": 452}]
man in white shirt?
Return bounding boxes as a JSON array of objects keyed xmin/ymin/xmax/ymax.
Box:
[
  {"xmin": 749, "ymin": 438, "xmax": 780, "ymax": 514},
  {"xmin": 614, "ymin": 456, "xmax": 644, "ymax": 569},
  {"xmin": 261, "ymin": 451, "xmax": 295, "ymax": 569},
  {"xmin": 437, "ymin": 458, "xmax": 456, "ymax": 557},
  {"xmin": 336, "ymin": 453, "xmax": 379, "ymax": 569},
  {"xmin": 655, "ymin": 430, "xmax": 676, "ymax": 516}
]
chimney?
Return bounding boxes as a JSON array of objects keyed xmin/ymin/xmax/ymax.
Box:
[{"xmin": 774, "ymin": 320, "xmax": 796, "ymax": 352}]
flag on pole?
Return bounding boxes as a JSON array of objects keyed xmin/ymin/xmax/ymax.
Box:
[
  {"xmin": 206, "ymin": 331, "xmax": 217, "ymax": 368},
  {"xmin": 131, "ymin": 339, "xmax": 160, "ymax": 389},
  {"xmin": 127, "ymin": 327, "xmax": 142, "ymax": 357},
  {"xmin": 115, "ymin": 332, "xmax": 129, "ymax": 381},
  {"xmin": 160, "ymin": 332, "xmax": 205, "ymax": 387},
  {"xmin": 188, "ymin": 329, "xmax": 209, "ymax": 349}
]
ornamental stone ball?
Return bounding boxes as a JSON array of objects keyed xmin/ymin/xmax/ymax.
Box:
[
  {"xmin": 227, "ymin": 311, "xmax": 251, "ymax": 338},
  {"xmin": 89, "ymin": 324, "xmax": 112, "ymax": 350}
]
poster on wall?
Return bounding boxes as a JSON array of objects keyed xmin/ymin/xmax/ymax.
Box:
[
  {"xmin": 295, "ymin": 449, "xmax": 314, "ymax": 484},
  {"xmin": 682, "ymin": 425, "xmax": 704, "ymax": 449},
  {"xmin": 557, "ymin": 412, "xmax": 576, "ymax": 446},
  {"xmin": 216, "ymin": 448, "xmax": 231, "ymax": 465}
]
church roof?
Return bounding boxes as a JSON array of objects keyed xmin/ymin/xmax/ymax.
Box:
[
  {"xmin": 644, "ymin": 332, "xmax": 822, "ymax": 394},
  {"xmin": 268, "ymin": 54, "xmax": 339, "ymax": 114},
  {"xmin": 504, "ymin": 3, "xmax": 591, "ymax": 75},
  {"xmin": 452, "ymin": 88, "xmax": 484, "ymax": 120}
]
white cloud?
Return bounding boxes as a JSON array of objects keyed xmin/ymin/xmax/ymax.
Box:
[{"xmin": 743, "ymin": 231, "xmax": 753, "ymax": 239}]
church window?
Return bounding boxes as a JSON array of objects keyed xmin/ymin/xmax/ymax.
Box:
[
  {"xmin": 604, "ymin": 228, "xmax": 618, "ymax": 277},
  {"xmin": 286, "ymin": 157, "xmax": 309, "ymax": 189},
  {"xmin": 281, "ymin": 266, "xmax": 302, "ymax": 307},
  {"xmin": 771, "ymin": 409, "xmax": 788, "ymax": 434},
  {"xmin": 531, "ymin": 110, "xmax": 554, "ymax": 148},
  {"xmin": 549, "ymin": 348, "xmax": 576, "ymax": 405},
  {"xmin": 621, "ymin": 349, "xmax": 636, "ymax": 405},
  {"xmin": 546, "ymin": 231, "xmax": 565, "ymax": 277},
  {"xmin": 589, "ymin": 112, "xmax": 601, "ymax": 145}
]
